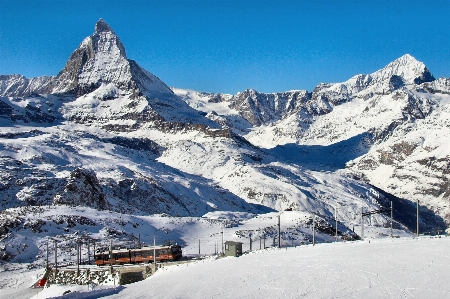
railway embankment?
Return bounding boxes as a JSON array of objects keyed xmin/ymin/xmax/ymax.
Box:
[{"xmin": 41, "ymin": 264, "xmax": 154, "ymax": 286}]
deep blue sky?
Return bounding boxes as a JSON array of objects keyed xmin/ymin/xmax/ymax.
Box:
[{"xmin": 1, "ymin": 0, "xmax": 449, "ymax": 94}]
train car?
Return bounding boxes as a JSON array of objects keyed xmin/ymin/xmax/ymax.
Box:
[{"xmin": 95, "ymin": 244, "xmax": 182, "ymax": 266}]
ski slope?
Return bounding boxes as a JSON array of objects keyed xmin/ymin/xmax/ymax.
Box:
[{"xmin": 24, "ymin": 236, "xmax": 450, "ymax": 299}]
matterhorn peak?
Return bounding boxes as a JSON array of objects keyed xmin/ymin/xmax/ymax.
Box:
[
  {"xmin": 94, "ymin": 18, "xmax": 114, "ymax": 34},
  {"xmin": 52, "ymin": 18, "xmax": 133, "ymax": 94}
]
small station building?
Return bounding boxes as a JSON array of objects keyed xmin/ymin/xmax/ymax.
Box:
[{"xmin": 224, "ymin": 241, "xmax": 243, "ymax": 257}]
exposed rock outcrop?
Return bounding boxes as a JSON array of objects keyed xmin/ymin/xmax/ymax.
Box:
[{"xmin": 53, "ymin": 168, "xmax": 109, "ymax": 210}]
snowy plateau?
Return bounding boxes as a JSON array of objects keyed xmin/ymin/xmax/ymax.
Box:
[{"xmin": 0, "ymin": 19, "xmax": 449, "ymax": 298}]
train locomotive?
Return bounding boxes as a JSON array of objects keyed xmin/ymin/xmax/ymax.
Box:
[{"xmin": 94, "ymin": 244, "xmax": 182, "ymax": 265}]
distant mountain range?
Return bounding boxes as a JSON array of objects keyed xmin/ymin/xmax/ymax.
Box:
[{"xmin": 1, "ymin": 19, "xmax": 448, "ymax": 263}]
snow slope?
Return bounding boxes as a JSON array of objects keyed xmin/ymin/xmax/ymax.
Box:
[{"xmin": 24, "ymin": 237, "xmax": 450, "ymax": 299}]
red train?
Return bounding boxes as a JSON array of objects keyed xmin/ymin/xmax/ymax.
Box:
[{"xmin": 94, "ymin": 244, "xmax": 182, "ymax": 265}]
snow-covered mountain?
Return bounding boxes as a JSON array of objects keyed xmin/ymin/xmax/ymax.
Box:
[
  {"xmin": 0, "ymin": 19, "xmax": 448, "ymax": 273},
  {"xmin": 0, "ymin": 19, "xmax": 218, "ymax": 131},
  {"xmin": 179, "ymin": 54, "xmax": 449, "ymax": 225}
]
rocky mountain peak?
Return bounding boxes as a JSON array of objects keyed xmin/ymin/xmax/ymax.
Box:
[
  {"xmin": 94, "ymin": 18, "xmax": 114, "ymax": 34},
  {"xmin": 372, "ymin": 54, "xmax": 435, "ymax": 85},
  {"xmin": 52, "ymin": 18, "xmax": 132, "ymax": 95},
  {"xmin": 91, "ymin": 18, "xmax": 126, "ymax": 59}
]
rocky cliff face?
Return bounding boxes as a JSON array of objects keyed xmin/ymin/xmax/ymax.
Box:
[
  {"xmin": 0, "ymin": 75, "xmax": 55, "ymax": 97},
  {"xmin": 53, "ymin": 168, "xmax": 109, "ymax": 210},
  {"xmin": 227, "ymin": 89, "xmax": 311, "ymax": 126}
]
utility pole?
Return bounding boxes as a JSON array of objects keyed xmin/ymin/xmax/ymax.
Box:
[
  {"xmin": 222, "ymin": 227, "xmax": 224, "ymax": 254},
  {"xmin": 54, "ymin": 239, "xmax": 57, "ymax": 271},
  {"xmin": 260, "ymin": 236, "xmax": 262, "ymax": 250},
  {"xmin": 79, "ymin": 241, "xmax": 82, "ymax": 265},
  {"xmin": 109, "ymin": 239, "xmax": 113, "ymax": 273},
  {"xmin": 88, "ymin": 238, "xmax": 91, "ymax": 265},
  {"xmin": 335, "ymin": 206, "xmax": 338, "ymax": 242},
  {"xmin": 278, "ymin": 214, "xmax": 281, "ymax": 248},
  {"xmin": 46, "ymin": 241, "xmax": 49, "ymax": 269},
  {"xmin": 416, "ymin": 200, "xmax": 419, "ymax": 237},
  {"xmin": 263, "ymin": 234, "xmax": 266, "ymax": 249},
  {"xmin": 361, "ymin": 207, "xmax": 364, "ymax": 241},
  {"xmin": 249, "ymin": 235, "xmax": 252, "ymax": 251},
  {"xmin": 390, "ymin": 201, "xmax": 393, "ymax": 238},
  {"xmin": 153, "ymin": 236, "xmax": 156, "ymax": 264},
  {"xmin": 77, "ymin": 240, "xmax": 80, "ymax": 272},
  {"xmin": 312, "ymin": 216, "xmax": 315, "ymax": 246},
  {"xmin": 198, "ymin": 239, "xmax": 201, "ymax": 255}
]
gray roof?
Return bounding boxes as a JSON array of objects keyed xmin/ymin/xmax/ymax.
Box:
[{"xmin": 224, "ymin": 241, "xmax": 243, "ymax": 245}]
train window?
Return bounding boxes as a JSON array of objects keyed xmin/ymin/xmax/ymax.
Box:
[{"xmin": 96, "ymin": 254, "xmax": 107, "ymax": 261}]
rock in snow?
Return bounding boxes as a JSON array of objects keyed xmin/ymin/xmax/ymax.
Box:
[{"xmin": 53, "ymin": 168, "xmax": 108, "ymax": 210}]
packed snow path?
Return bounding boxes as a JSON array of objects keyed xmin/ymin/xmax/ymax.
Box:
[{"xmin": 33, "ymin": 237, "xmax": 450, "ymax": 299}]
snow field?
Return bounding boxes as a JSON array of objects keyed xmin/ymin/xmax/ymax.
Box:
[{"xmin": 27, "ymin": 236, "xmax": 450, "ymax": 299}]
